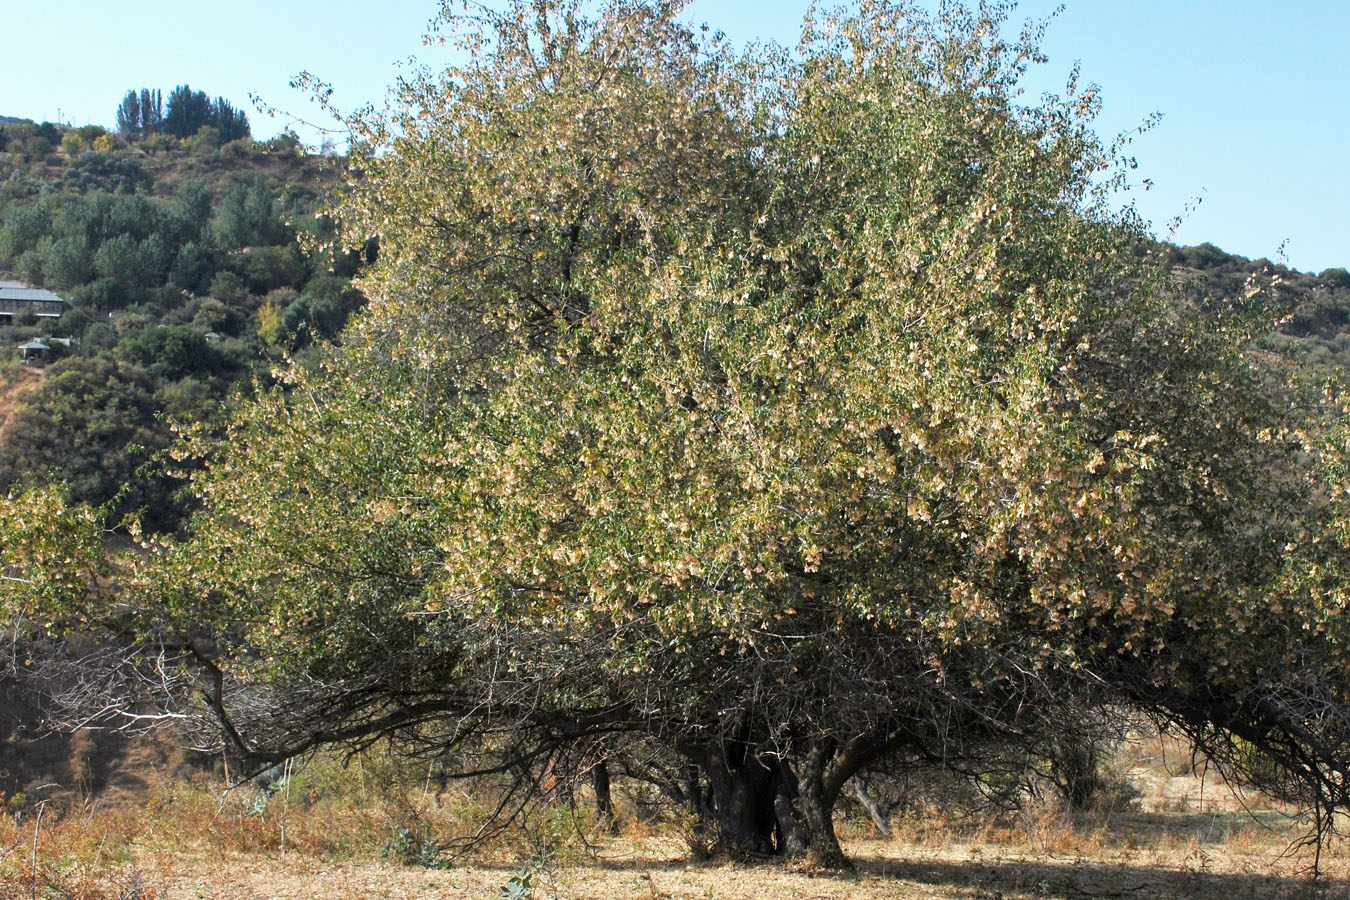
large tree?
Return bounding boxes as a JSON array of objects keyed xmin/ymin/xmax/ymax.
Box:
[
  {"xmin": 162, "ymin": 85, "xmax": 247, "ymax": 140},
  {"xmin": 115, "ymin": 88, "xmax": 163, "ymax": 137},
  {"xmin": 46, "ymin": 0, "xmax": 1348, "ymax": 869}
]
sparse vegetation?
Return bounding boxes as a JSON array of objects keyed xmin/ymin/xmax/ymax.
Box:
[{"xmin": 0, "ymin": 732, "xmax": 1345, "ymax": 899}]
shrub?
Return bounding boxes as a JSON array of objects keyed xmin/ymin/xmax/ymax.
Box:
[{"xmin": 1320, "ymin": 267, "xmax": 1350, "ymax": 290}]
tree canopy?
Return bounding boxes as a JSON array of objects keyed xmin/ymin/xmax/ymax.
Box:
[{"xmin": 18, "ymin": 0, "xmax": 1350, "ymax": 869}]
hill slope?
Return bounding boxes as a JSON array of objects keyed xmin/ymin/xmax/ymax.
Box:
[{"xmin": 0, "ymin": 120, "xmax": 364, "ymax": 530}]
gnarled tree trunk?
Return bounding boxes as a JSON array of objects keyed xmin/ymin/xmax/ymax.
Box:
[
  {"xmin": 681, "ymin": 738, "xmax": 850, "ymax": 869},
  {"xmin": 592, "ymin": 759, "xmax": 619, "ymax": 834}
]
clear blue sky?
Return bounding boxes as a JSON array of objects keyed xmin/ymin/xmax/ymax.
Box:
[{"xmin": 3, "ymin": 1, "xmax": 1346, "ymax": 273}]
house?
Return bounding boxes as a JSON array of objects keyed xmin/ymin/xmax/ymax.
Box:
[
  {"xmin": 0, "ymin": 281, "xmax": 65, "ymax": 322},
  {"xmin": 17, "ymin": 337, "xmax": 50, "ymax": 364},
  {"xmin": 15, "ymin": 336, "xmax": 71, "ymax": 366}
]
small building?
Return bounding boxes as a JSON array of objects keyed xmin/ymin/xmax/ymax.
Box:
[
  {"xmin": 0, "ymin": 281, "xmax": 65, "ymax": 322},
  {"xmin": 17, "ymin": 337, "xmax": 51, "ymax": 365}
]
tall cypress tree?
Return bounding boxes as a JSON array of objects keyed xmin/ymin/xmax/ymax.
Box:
[
  {"xmin": 116, "ymin": 90, "xmax": 141, "ymax": 137},
  {"xmin": 116, "ymin": 88, "xmax": 163, "ymax": 138},
  {"xmin": 140, "ymin": 88, "xmax": 163, "ymax": 132}
]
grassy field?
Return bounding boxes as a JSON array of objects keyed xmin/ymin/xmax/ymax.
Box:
[{"xmin": 3, "ymin": 735, "xmax": 1348, "ymax": 900}]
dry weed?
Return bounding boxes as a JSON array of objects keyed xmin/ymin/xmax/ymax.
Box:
[{"xmin": 3, "ymin": 742, "xmax": 1349, "ymax": 900}]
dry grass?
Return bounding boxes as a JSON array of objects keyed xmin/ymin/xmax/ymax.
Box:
[
  {"xmin": 3, "ymin": 737, "xmax": 1349, "ymax": 900},
  {"xmin": 0, "ymin": 363, "xmax": 41, "ymax": 444},
  {"xmin": 16, "ymin": 815, "xmax": 1341, "ymax": 900}
]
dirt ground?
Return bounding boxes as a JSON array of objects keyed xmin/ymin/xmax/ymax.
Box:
[
  {"xmin": 142, "ymin": 841, "xmax": 1347, "ymax": 900},
  {"xmin": 132, "ymin": 812, "xmax": 1350, "ymax": 900},
  {"xmin": 7, "ymin": 732, "xmax": 1349, "ymax": 900}
]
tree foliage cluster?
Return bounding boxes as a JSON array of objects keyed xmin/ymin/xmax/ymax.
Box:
[
  {"xmin": 6, "ymin": 0, "xmax": 1350, "ymax": 872},
  {"xmin": 117, "ymin": 85, "xmax": 250, "ymax": 143},
  {"xmin": 115, "ymin": 88, "xmax": 164, "ymax": 138},
  {"xmin": 0, "ymin": 120, "xmax": 63, "ymax": 161}
]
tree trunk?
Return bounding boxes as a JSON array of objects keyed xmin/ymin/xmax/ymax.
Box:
[
  {"xmin": 849, "ymin": 774, "xmax": 892, "ymax": 838},
  {"xmin": 794, "ymin": 744, "xmax": 849, "ymax": 870},
  {"xmin": 592, "ymin": 759, "xmax": 618, "ymax": 834},
  {"xmin": 682, "ymin": 739, "xmax": 850, "ymax": 869},
  {"xmin": 771, "ymin": 758, "xmax": 809, "ymax": 858},
  {"xmin": 698, "ymin": 741, "xmax": 778, "ymax": 858}
]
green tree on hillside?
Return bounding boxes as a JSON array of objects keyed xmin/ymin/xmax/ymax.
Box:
[
  {"xmin": 116, "ymin": 88, "xmax": 164, "ymax": 137},
  {"xmin": 163, "ymin": 85, "xmax": 213, "ymax": 138},
  {"xmin": 161, "ymin": 85, "xmax": 250, "ymax": 141},
  {"xmin": 211, "ymin": 98, "xmax": 251, "ymax": 142},
  {"xmin": 164, "ymin": 179, "xmax": 214, "ymax": 244},
  {"xmin": 115, "ymin": 92, "xmax": 138, "ymax": 135},
  {"xmin": 42, "ymin": 234, "xmax": 93, "ymax": 289},
  {"xmin": 211, "ymin": 177, "xmax": 276, "ymax": 249}
]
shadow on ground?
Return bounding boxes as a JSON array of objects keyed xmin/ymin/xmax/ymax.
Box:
[{"xmin": 856, "ymin": 853, "xmax": 1349, "ymax": 900}]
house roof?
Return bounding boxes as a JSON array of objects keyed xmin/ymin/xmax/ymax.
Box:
[
  {"xmin": 0, "ymin": 286, "xmax": 64, "ymax": 304},
  {"xmin": 18, "ymin": 338, "xmax": 50, "ymax": 351}
]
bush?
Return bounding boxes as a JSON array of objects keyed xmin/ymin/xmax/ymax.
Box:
[
  {"xmin": 74, "ymin": 277, "xmax": 129, "ymax": 311},
  {"xmin": 259, "ymin": 131, "xmax": 302, "ymax": 155},
  {"xmin": 1176, "ymin": 242, "xmax": 1243, "ymax": 271},
  {"xmin": 1320, "ymin": 267, "xmax": 1350, "ymax": 290},
  {"xmin": 75, "ymin": 125, "xmax": 106, "ymax": 144},
  {"xmin": 231, "ymin": 245, "xmax": 306, "ymax": 294},
  {"xmin": 115, "ymin": 324, "xmax": 224, "ymax": 379},
  {"xmin": 189, "ymin": 125, "xmax": 221, "ymax": 155},
  {"xmin": 208, "ymin": 270, "xmax": 246, "ymax": 303},
  {"xmin": 82, "ymin": 322, "xmax": 117, "ymax": 353},
  {"xmin": 183, "ymin": 296, "xmax": 242, "ymax": 334}
]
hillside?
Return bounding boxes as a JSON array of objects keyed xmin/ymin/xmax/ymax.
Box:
[
  {"xmin": 0, "ymin": 118, "xmax": 368, "ymax": 804},
  {"xmin": 0, "ymin": 118, "xmax": 364, "ymax": 531},
  {"xmin": 1166, "ymin": 242, "xmax": 1350, "ymax": 372}
]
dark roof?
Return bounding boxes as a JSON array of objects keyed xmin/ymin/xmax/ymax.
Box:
[{"xmin": 0, "ymin": 286, "xmax": 64, "ymax": 304}]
